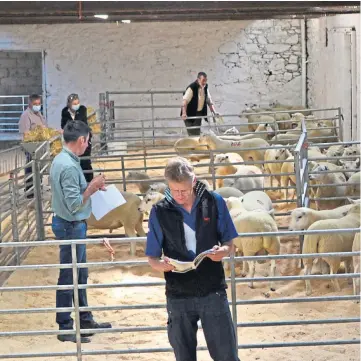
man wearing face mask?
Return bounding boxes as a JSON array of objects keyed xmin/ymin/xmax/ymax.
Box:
[
  {"xmin": 19, "ymin": 94, "xmax": 47, "ymax": 199},
  {"xmin": 181, "ymin": 72, "xmax": 219, "ymax": 136},
  {"xmin": 61, "ymin": 94, "xmax": 93, "ymax": 183}
]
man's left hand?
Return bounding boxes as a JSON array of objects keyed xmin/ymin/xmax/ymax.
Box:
[{"xmin": 207, "ymin": 245, "xmax": 229, "ymax": 262}]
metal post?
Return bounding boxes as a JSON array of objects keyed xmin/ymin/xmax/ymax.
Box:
[
  {"xmin": 71, "ymin": 243, "xmax": 82, "ymax": 361},
  {"xmin": 121, "ymin": 155, "xmax": 127, "ymax": 192},
  {"xmin": 9, "ymin": 178, "xmax": 20, "ymax": 265},
  {"xmin": 337, "ymin": 107, "xmax": 344, "ymax": 141},
  {"xmin": 210, "ymin": 150, "xmax": 216, "ymax": 190},
  {"xmin": 141, "ymin": 119, "xmax": 147, "ymax": 170},
  {"xmin": 32, "ymin": 151, "xmax": 45, "ymax": 241},
  {"xmin": 109, "ymin": 100, "xmax": 115, "ymax": 142},
  {"xmin": 99, "ymin": 93, "xmax": 107, "ymax": 154},
  {"xmin": 150, "ymin": 93, "xmax": 155, "ymax": 147},
  {"xmin": 294, "ymin": 150, "xmax": 302, "ymax": 208},
  {"xmin": 230, "ymin": 251, "xmax": 238, "ymax": 354}
]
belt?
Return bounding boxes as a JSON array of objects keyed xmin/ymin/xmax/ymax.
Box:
[{"xmin": 53, "ymin": 214, "xmax": 86, "ymax": 224}]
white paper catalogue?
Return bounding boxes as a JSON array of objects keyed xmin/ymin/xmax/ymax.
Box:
[{"xmin": 90, "ymin": 184, "xmax": 127, "ymax": 221}]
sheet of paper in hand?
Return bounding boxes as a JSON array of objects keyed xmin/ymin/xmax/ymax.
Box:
[
  {"xmin": 90, "ymin": 184, "xmax": 127, "ymax": 221},
  {"xmin": 166, "ymin": 249, "xmax": 215, "ymax": 273}
]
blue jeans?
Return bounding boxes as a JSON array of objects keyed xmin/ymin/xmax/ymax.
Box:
[
  {"xmin": 167, "ymin": 290, "xmax": 240, "ymax": 361},
  {"xmin": 52, "ymin": 215, "xmax": 93, "ymax": 330}
]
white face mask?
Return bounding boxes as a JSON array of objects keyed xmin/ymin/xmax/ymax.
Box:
[
  {"xmin": 71, "ymin": 104, "xmax": 80, "ymax": 112},
  {"xmin": 32, "ymin": 105, "xmax": 41, "ymax": 112}
]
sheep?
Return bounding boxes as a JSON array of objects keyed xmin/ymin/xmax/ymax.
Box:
[
  {"xmin": 309, "ymin": 162, "xmax": 347, "ymax": 210},
  {"xmin": 288, "ymin": 204, "xmax": 356, "ymax": 231},
  {"xmin": 174, "ymin": 137, "xmax": 209, "ymax": 162},
  {"xmin": 268, "ymin": 102, "xmax": 312, "ymax": 116},
  {"xmin": 209, "ymin": 152, "xmax": 244, "ymax": 176},
  {"xmin": 148, "ymin": 182, "xmax": 168, "ymax": 194},
  {"xmin": 239, "ymin": 191, "xmax": 274, "ymax": 215},
  {"xmin": 346, "ymin": 171, "xmax": 360, "ymax": 197},
  {"xmin": 352, "ymin": 233, "xmax": 360, "ymax": 300},
  {"xmin": 226, "ymin": 197, "xmax": 280, "ymax": 290},
  {"xmin": 199, "ymin": 130, "xmax": 269, "ymax": 164},
  {"xmin": 138, "ymin": 191, "xmax": 165, "ymax": 214},
  {"xmin": 212, "ymin": 153, "xmax": 245, "ymax": 188},
  {"xmin": 302, "ymin": 200, "xmax": 361, "ymax": 295},
  {"xmin": 87, "ymin": 190, "xmax": 146, "ymax": 256},
  {"xmin": 339, "ymin": 157, "xmax": 360, "ymax": 180},
  {"xmin": 280, "ymin": 155, "xmax": 296, "ymax": 199},
  {"xmin": 126, "ymin": 171, "xmax": 166, "ymax": 194},
  {"xmin": 241, "ymin": 108, "xmax": 264, "ymax": 132},
  {"xmin": 324, "ymin": 144, "xmax": 345, "ymax": 164},
  {"xmin": 264, "ymin": 146, "xmax": 292, "ymax": 187},
  {"xmin": 342, "ymin": 144, "xmax": 360, "ymax": 158},
  {"xmin": 214, "ymin": 187, "xmax": 244, "ymax": 198},
  {"xmin": 223, "ymin": 165, "xmax": 264, "ymax": 194}
]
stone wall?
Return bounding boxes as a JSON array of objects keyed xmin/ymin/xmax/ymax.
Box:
[{"xmin": 0, "ymin": 20, "xmax": 302, "ymax": 134}]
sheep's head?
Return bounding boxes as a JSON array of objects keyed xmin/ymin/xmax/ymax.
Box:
[
  {"xmin": 138, "ymin": 192, "xmax": 163, "ymax": 214},
  {"xmin": 226, "ymin": 196, "xmax": 244, "ymax": 212},
  {"xmin": 289, "ymin": 208, "xmax": 311, "ymax": 231},
  {"xmin": 344, "ymin": 199, "xmax": 361, "ymax": 216},
  {"xmin": 274, "ymin": 147, "xmax": 290, "ymax": 161},
  {"xmin": 343, "ymin": 146, "xmax": 360, "ymax": 157},
  {"xmin": 214, "ymin": 154, "xmax": 229, "ymax": 165},
  {"xmin": 126, "ymin": 171, "xmax": 146, "ymax": 180},
  {"xmin": 224, "ymin": 127, "xmax": 240, "ymax": 135},
  {"xmin": 309, "ymin": 164, "xmax": 328, "ymax": 181},
  {"xmin": 290, "ymin": 112, "xmax": 305, "ymax": 128},
  {"xmin": 223, "ymin": 178, "xmax": 235, "ymax": 187}
]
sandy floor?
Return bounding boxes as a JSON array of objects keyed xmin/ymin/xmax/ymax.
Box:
[{"xmin": 0, "ymin": 149, "xmax": 359, "ymax": 360}]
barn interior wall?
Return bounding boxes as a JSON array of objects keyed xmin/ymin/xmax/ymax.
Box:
[
  {"xmin": 0, "ymin": 19, "xmax": 302, "ymax": 131},
  {"xmin": 307, "ymin": 14, "xmax": 360, "ymax": 141}
]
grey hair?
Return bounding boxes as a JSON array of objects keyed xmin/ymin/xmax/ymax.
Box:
[{"xmin": 164, "ymin": 157, "xmax": 195, "ymax": 183}]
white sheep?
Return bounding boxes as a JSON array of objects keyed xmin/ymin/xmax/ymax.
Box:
[
  {"xmin": 214, "ymin": 187, "xmax": 244, "ymax": 198},
  {"xmin": 239, "ymin": 191, "xmax": 274, "ymax": 215},
  {"xmin": 264, "ymin": 146, "xmax": 292, "ymax": 188},
  {"xmin": 288, "ymin": 204, "xmax": 356, "ymax": 231},
  {"xmin": 223, "ymin": 127, "xmax": 240, "ymax": 135},
  {"xmin": 138, "ymin": 191, "xmax": 165, "ymax": 214},
  {"xmin": 87, "ymin": 190, "xmax": 146, "ymax": 256},
  {"xmin": 199, "ymin": 129, "xmax": 269, "ymax": 164},
  {"xmin": 309, "ymin": 162, "xmax": 347, "ymax": 210},
  {"xmin": 339, "ymin": 157, "xmax": 360, "ymax": 180},
  {"xmin": 226, "ymin": 197, "xmax": 280, "ymax": 290},
  {"xmin": 352, "ymin": 233, "xmax": 360, "ymax": 300},
  {"xmin": 174, "ymin": 137, "xmax": 209, "ymax": 162},
  {"xmin": 324, "ymin": 144, "xmax": 345, "ymax": 164},
  {"xmin": 302, "ymin": 199, "xmax": 360, "ymax": 295},
  {"xmin": 346, "ymin": 171, "xmax": 360, "ymax": 197},
  {"xmin": 126, "ymin": 171, "xmax": 166, "ymax": 194},
  {"xmin": 223, "ymin": 165, "xmax": 264, "ymax": 194},
  {"xmin": 280, "ymin": 155, "xmax": 296, "ymax": 199},
  {"xmin": 212, "ymin": 153, "xmax": 245, "ymax": 188}
]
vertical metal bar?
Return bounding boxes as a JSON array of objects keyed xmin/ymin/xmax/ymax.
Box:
[
  {"xmin": 105, "ymin": 92, "xmax": 110, "ymax": 153},
  {"xmin": 294, "ymin": 149, "xmax": 302, "ymax": 208},
  {"xmin": 121, "ymin": 155, "xmax": 127, "ymax": 192},
  {"xmin": 337, "ymin": 107, "xmax": 344, "ymax": 142},
  {"xmin": 141, "ymin": 119, "xmax": 147, "ymax": 170},
  {"xmin": 71, "ymin": 243, "xmax": 82, "ymax": 361},
  {"xmin": 230, "ymin": 251, "xmax": 238, "ymax": 354},
  {"xmin": 150, "ymin": 93, "xmax": 155, "ymax": 147},
  {"xmin": 32, "ymin": 151, "xmax": 45, "ymax": 241},
  {"xmin": 9, "ymin": 178, "xmax": 20, "ymax": 265},
  {"xmin": 349, "ymin": 30, "xmax": 357, "ymax": 141},
  {"xmin": 109, "ymin": 100, "xmax": 115, "ymax": 143},
  {"xmin": 210, "ymin": 150, "xmax": 216, "ymax": 190},
  {"xmin": 99, "ymin": 93, "xmax": 107, "ymax": 154}
]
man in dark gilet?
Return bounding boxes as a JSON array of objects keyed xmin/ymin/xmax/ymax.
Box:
[
  {"xmin": 181, "ymin": 72, "xmax": 218, "ymax": 136},
  {"xmin": 146, "ymin": 157, "xmax": 240, "ymax": 361}
]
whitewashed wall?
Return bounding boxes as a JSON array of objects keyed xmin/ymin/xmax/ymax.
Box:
[
  {"xmin": 307, "ymin": 14, "xmax": 360, "ymax": 141},
  {"xmin": 0, "ymin": 20, "xmax": 302, "ymax": 134}
]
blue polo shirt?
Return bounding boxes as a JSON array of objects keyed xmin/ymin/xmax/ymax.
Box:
[{"xmin": 146, "ymin": 191, "xmax": 238, "ymax": 259}]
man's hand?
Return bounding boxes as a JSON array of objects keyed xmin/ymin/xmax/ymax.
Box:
[
  {"xmin": 207, "ymin": 245, "xmax": 230, "ymax": 262},
  {"xmin": 148, "ymin": 256, "xmax": 175, "ymax": 272},
  {"xmin": 182, "ymin": 112, "xmax": 187, "ymax": 121},
  {"xmin": 89, "ymin": 174, "xmax": 106, "ymax": 192}
]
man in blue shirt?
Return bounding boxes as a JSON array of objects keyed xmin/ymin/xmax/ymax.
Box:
[
  {"xmin": 50, "ymin": 120, "xmax": 111, "ymax": 343},
  {"xmin": 147, "ymin": 157, "xmax": 240, "ymax": 361}
]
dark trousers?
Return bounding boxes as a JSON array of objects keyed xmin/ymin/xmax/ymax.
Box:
[
  {"xmin": 184, "ymin": 111, "xmax": 205, "ymax": 136},
  {"xmin": 24, "ymin": 152, "xmax": 34, "ymax": 199},
  {"xmin": 52, "ymin": 215, "xmax": 93, "ymax": 330},
  {"xmin": 167, "ymin": 290, "xmax": 240, "ymax": 361},
  {"xmin": 80, "ymin": 143, "xmax": 93, "ymax": 183}
]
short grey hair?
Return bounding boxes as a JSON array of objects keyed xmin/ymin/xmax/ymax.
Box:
[{"xmin": 164, "ymin": 157, "xmax": 195, "ymax": 183}]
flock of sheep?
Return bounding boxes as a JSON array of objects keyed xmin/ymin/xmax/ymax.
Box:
[{"xmin": 84, "ymin": 103, "xmax": 360, "ymax": 298}]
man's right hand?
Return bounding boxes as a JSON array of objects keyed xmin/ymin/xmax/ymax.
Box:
[
  {"xmin": 149, "ymin": 256, "xmax": 175, "ymax": 272},
  {"xmin": 90, "ymin": 174, "xmax": 106, "ymax": 192},
  {"xmin": 182, "ymin": 113, "xmax": 187, "ymax": 121}
]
